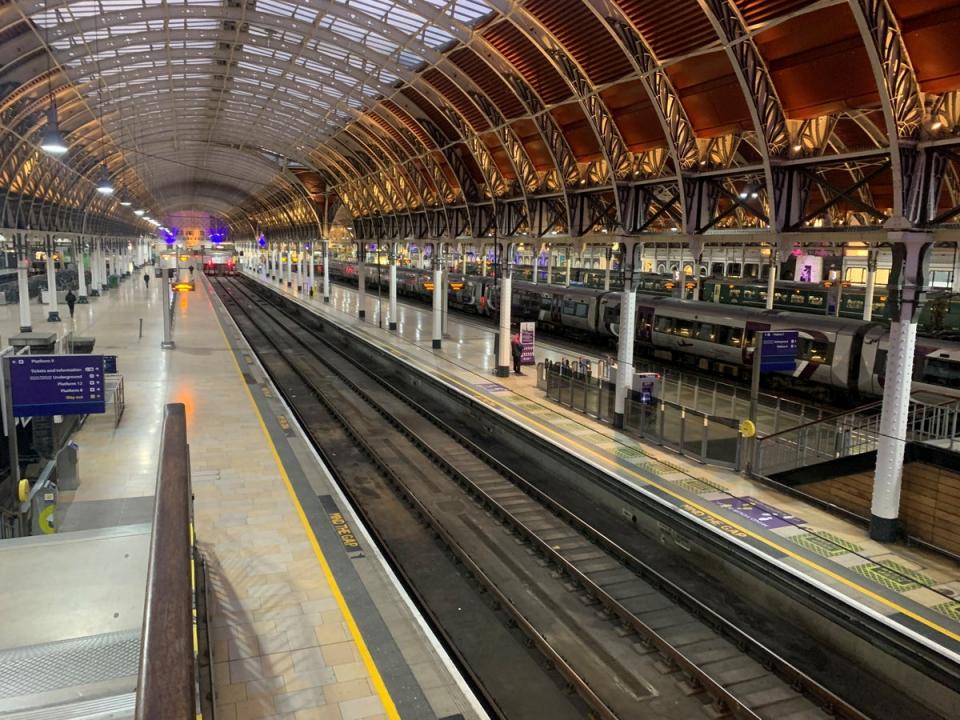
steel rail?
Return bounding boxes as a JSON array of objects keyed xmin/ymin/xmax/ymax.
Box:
[
  {"xmin": 213, "ymin": 277, "xmax": 617, "ymax": 718},
  {"xmin": 224, "ymin": 276, "xmax": 869, "ymax": 720}
]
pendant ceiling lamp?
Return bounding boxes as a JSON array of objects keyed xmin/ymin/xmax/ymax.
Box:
[
  {"xmin": 39, "ymin": 0, "xmax": 67, "ymax": 156},
  {"xmin": 96, "ymin": 165, "xmax": 113, "ymax": 195},
  {"xmin": 40, "ymin": 106, "xmax": 68, "ymax": 156}
]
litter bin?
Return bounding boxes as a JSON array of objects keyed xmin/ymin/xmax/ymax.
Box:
[
  {"xmin": 57, "ymin": 442, "xmax": 80, "ymax": 491},
  {"xmin": 108, "ymin": 275, "xmax": 120, "ymax": 288}
]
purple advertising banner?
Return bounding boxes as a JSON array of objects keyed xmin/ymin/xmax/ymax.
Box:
[
  {"xmin": 712, "ymin": 496, "xmax": 805, "ymax": 530},
  {"xmin": 10, "ymin": 355, "xmax": 106, "ymax": 416},
  {"xmin": 520, "ymin": 321, "xmax": 536, "ymax": 365}
]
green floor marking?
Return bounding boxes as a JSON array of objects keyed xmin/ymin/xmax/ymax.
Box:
[
  {"xmin": 851, "ymin": 560, "xmax": 935, "ymax": 592},
  {"xmin": 931, "ymin": 601, "xmax": 960, "ymax": 622},
  {"xmin": 790, "ymin": 531, "xmax": 864, "ymax": 558},
  {"xmin": 615, "ymin": 446, "xmax": 645, "ymax": 459},
  {"xmin": 673, "ymin": 477, "xmax": 729, "ymax": 495}
]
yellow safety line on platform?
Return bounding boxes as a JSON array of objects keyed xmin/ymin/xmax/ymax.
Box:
[
  {"xmin": 375, "ymin": 335, "xmax": 960, "ymax": 646},
  {"xmin": 212, "ymin": 286, "xmax": 401, "ymax": 720}
]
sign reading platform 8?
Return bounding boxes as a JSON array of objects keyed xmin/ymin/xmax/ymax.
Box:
[{"xmin": 10, "ymin": 355, "xmax": 106, "ymax": 416}]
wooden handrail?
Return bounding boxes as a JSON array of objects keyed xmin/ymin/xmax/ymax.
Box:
[{"xmin": 135, "ymin": 403, "xmax": 195, "ymax": 720}]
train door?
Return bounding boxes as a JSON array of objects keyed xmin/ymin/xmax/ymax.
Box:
[
  {"xmin": 742, "ymin": 320, "xmax": 771, "ymax": 366},
  {"xmin": 636, "ymin": 305, "xmax": 655, "ymax": 344}
]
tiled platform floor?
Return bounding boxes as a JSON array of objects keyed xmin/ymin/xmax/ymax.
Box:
[
  {"xmin": 0, "ymin": 273, "xmax": 480, "ymax": 720},
  {"xmin": 248, "ymin": 267, "xmax": 960, "ymax": 660}
]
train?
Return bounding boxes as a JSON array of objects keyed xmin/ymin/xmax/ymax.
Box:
[
  {"xmin": 202, "ymin": 244, "xmax": 238, "ymax": 276},
  {"xmin": 325, "ymin": 259, "xmax": 960, "ymax": 402}
]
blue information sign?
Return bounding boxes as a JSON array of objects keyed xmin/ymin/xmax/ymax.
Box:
[
  {"xmin": 104, "ymin": 355, "xmax": 118, "ymax": 374},
  {"xmin": 760, "ymin": 331, "xmax": 799, "ymax": 373},
  {"xmin": 10, "ymin": 355, "xmax": 106, "ymax": 416}
]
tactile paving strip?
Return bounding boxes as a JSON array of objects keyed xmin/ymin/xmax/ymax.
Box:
[{"xmin": 0, "ymin": 629, "xmax": 140, "ymax": 699}]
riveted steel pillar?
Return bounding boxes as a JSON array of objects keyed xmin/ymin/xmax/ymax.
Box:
[
  {"xmin": 432, "ymin": 243, "xmax": 443, "ymax": 349},
  {"xmin": 388, "ymin": 243, "xmax": 398, "ymax": 331},
  {"xmin": 614, "ymin": 269, "xmax": 637, "ymax": 430},
  {"xmin": 496, "ymin": 247, "xmax": 513, "ymax": 377},
  {"xmin": 870, "ymin": 233, "xmax": 931, "ymax": 541}
]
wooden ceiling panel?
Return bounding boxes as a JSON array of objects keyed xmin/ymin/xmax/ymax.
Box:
[
  {"xmin": 510, "ymin": 118, "xmax": 555, "ymax": 170},
  {"xmin": 422, "ymin": 68, "xmax": 490, "ymax": 132},
  {"xmin": 482, "ymin": 20, "xmax": 572, "ymax": 106},
  {"xmin": 448, "ymin": 47, "xmax": 527, "ymax": 119},
  {"xmin": 524, "ymin": 0, "xmax": 633, "ymax": 86},
  {"xmin": 734, "ymin": 0, "xmax": 820, "ymax": 27},
  {"xmin": 550, "ymin": 102, "xmax": 600, "ymax": 160},
  {"xmin": 666, "ymin": 51, "xmax": 751, "ymax": 135},
  {"xmin": 756, "ymin": 5, "xmax": 879, "ymax": 117},
  {"xmin": 482, "ymin": 132, "xmax": 516, "ymax": 180},
  {"xmin": 600, "ymin": 80, "xmax": 666, "ymax": 151},
  {"xmin": 893, "ymin": 0, "xmax": 960, "ymax": 92},
  {"xmin": 615, "ymin": 0, "xmax": 717, "ymax": 60}
]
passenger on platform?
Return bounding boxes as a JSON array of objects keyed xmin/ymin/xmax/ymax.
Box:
[
  {"xmin": 562, "ymin": 358, "xmax": 571, "ymax": 376},
  {"xmin": 143, "ymin": 272, "xmax": 150, "ymax": 289},
  {"xmin": 478, "ymin": 293, "xmax": 487, "ymax": 315},
  {"xmin": 65, "ymin": 289, "xmax": 77, "ymax": 319},
  {"xmin": 511, "ymin": 332, "xmax": 523, "ymax": 375}
]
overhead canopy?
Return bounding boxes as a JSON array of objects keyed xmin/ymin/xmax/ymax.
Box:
[{"xmin": 1, "ymin": 1, "xmax": 959, "ymax": 240}]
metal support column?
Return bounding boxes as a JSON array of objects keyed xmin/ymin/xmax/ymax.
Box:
[
  {"xmin": 160, "ymin": 269, "xmax": 175, "ymax": 350},
  {"xmin": 432, "ymin": 243, "xmax": 443, "ymax": 349},
  {"xmin": 297, "ymin": 245, "xmax": 304, "ymax": 292},
  {"xmin": 496, "ymin": 248, "xmax": 513, "ymax": 377},
  {"xmin": 614, "ymin": 267, "xmax": 637, "ymax": 429},
  {"xmin": 77, "ymin": 239, "xmax": 89, "ymax": 303},
  {"xmin": 16, "ymin": 234, "xmax": 31, "ymax": 332},
  {"xmin": 870, "ymin": 234, "xmax": 931, "ymax": 541},
  {"xmin": 357, "ymin": 244, "xmax": 366, "ymax": 319},
  {"xmin": 388, "ymin": 243, "xmax": 398, "ymax": 331},
  {"xmin": 864, "ymin": 250, "xmax": 878, "ymax": 321},
  {"xmin": 604, "ymin": 248, "xmax": 611, "ymax": 292},
  {"xmin": 766, "ymin": 252, "xmax": 778, "ymax": 310},
  {"xmin": 323, "ymin": 241, "xmax": 330, "ymax": 303},
  {"xmin": 45, "ymin": 237, "xmax": 61, "ymax": 322}
]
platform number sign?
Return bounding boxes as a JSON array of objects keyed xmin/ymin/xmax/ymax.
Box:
[{"xmin": 10, "ymin": 355, "xmax": 106, "ymax": 416}]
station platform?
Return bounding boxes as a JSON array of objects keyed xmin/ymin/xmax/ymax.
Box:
[
  {"xmin": 0, "ymin": 275, "xmax": 482, "ymax": 720},
  {"xmin": 245, "ymin": 269, "xmax": 960, "ymax": 664}
]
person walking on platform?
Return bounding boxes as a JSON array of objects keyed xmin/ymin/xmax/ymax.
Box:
[
  {"xmin": 511, "ymin": 331, "xmax": 523, "ymax": 376},
  {"xmin": 65, "ymin": 288, "xmax": 77, "ymax": 319},
  {"xmin": 143, "ymin": 271, "xmax": 150, "ymax": 289}
]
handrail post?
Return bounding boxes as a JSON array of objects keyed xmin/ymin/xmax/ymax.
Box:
[{"xmin": 135, "ymin": 403, "xmax": 195, "ymax": 720}]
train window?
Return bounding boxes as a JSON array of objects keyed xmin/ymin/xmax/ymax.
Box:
[
  {"xmin": 929, "ymin": 270, "xmax": 954, "ymax": 288},
  {"xmin": 922, "ymin": 359, "xmax": 960, "ymax": 387},
  {"xmin": 730, "ymin": 288, "xmax": 741, "ymax": 299},
  {"xmin": 845, "ymin": 267, "xmax": 865, "ymax": 284},
  {"xmin": 875, "ymin": 350, "xmax": 887, "ymax": 378},
  {"xmin": 540, "ymin": 294, "xmax": 553, "ymax": 311},
  {"xmin": 807, "ymin": 294, "xmax": 824, "ymax": 307},
  {"xmin": 847, "ymin": 299, "xmax": 865, "ymax": 311},
  {"xmin": 876, "ymin": 268, "xmax": 891, "ymax": 285},
  {"xmin": 743, "ymin": 289, "xmax": 756, "ymax": 301},
  {"xmin": 711, "ymin": 262, "xmax": 725, "ymax": 276},
  {"xmin": 576, "ymin": 302, "xmax": 590, "ymax": 318},
  {"xmin": 798, "ymin": 339, "xmax": 833, "ymax": 364},
  {"xmin": 744, "ymin": 263, "xmax": 759, "ymax": 279},
  {"xmin": 562, "ymin": 299, "xmax": 576, "ymax": 315},
  {"xmin": 655, "ymin": 316, "xmax": 673, "ymax": 333},
  {"xmin": 695, "ymin": 323, "xmax": 715, "ymax": 342},
  {"xmin": 728, "ymin": 263, "xmax": 742, "ymax": 277},
  {"xmin": 745, "ymin": 329, "xmax": 757, "ymax": 347},
  {"xmin": 790, "ymin": 293, "xmax": 806, "ymax": 305},
  {"xmin": 675, "ymin": 319, "xmax": 694, "ymax": 337},
  {"xmin": 723, "ymin": 327, "xmax": 743, "ymax": 347}
]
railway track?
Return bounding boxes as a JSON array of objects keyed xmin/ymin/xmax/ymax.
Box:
[{"xmin": 214, "ymin": 275, "xmax": 869, "ymax": 720}]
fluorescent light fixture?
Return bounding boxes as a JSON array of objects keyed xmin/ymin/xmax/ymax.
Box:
[
  {"xmin": 134, "ymin": 209, "xmax": 146, "ymax": 216},
  {"xmin": 40, "ymin": 106, "xmax": 68, "ymax": 156}
]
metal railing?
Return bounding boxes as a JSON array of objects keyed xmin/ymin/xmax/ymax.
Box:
[
  {"xmin": 539, "ymin": 363, "xmax": 743, "ymax": 468},
  {"xmin": 135, "ymin": 403, "xmax": 196, "ymax": 720},
  {"xmin": 754, "ymin": 397, "xmax": 960, "ymax": 477}
]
